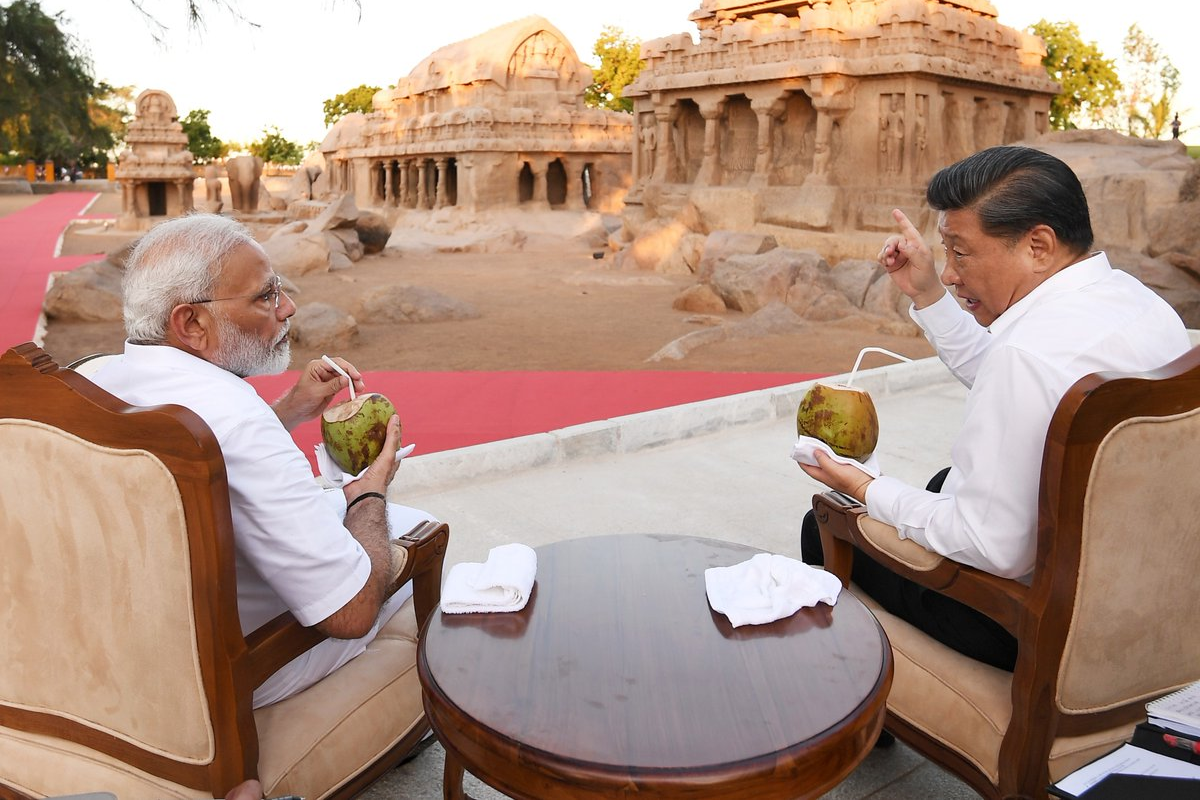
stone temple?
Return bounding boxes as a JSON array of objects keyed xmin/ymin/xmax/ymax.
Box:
[
  {"xmin": 320, "ymin": 16, "xmax": 634, "ymax": 215},
  {"xmin": 114, "ymin": 89, "xmax": 195, "ymax": 231},
  {"xmin": 622, "ymin": 0, "xmax": 1058, "ymax": 259}
]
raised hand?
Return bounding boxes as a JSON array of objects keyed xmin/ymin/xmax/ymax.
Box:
[
  {"xmin": 878, "ymin": 208, "xmax": 946, "ymax": 309},
  {"xmin": 272, "ymin": 355, "xmax": 366, "ymax": 431}
]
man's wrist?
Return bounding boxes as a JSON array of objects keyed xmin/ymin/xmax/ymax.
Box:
[
  {"xmin": 910, "ymin": 286, "xmax": 947, "ymax": 311},
  {"xmin": 346, "ymin": 491, "xmax": 387, "ymax": 512}
]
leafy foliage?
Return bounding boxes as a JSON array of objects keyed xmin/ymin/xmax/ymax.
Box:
[
  {"xmin": 180, "ymin": 108, "xmax": 227, "ymax": 163},
  {"xmin": 584, "ymin": 26, "xmax": 642, "ymax": 113},
  {"xmin": 322, "ymin": 84, "xmax": 380, "ymax": 127},
  {"xmin": 1119, "ymin": 24, "xmax": 1181, "ymax": 139},
  {"xmin": 0, "ymin": 0, "xmax": 125, "ymax": 163},
  {"xmin": 249, "ymin": 126, "xmax": 303, "ymax": 165},
  {"xmin": 1029, "ymin": 20, "xmax": 1121, "ymax": 131}
]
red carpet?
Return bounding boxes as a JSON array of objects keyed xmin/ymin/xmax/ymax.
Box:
[
  {"xmin": 250, "ymin": 369, "xmax": 820, "ymax": 464},
  {"xmin": 0, "ymin": 193, "xmax": 103, "ymax": 346},
  {"xmin": 3, "ymin": 196, "xmax": 823, "ymax": 463}
]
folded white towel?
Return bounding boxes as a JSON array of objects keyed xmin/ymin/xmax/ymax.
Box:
[
  {"xmin": 442, "ymin": 543, "xmax": 538, "ymax": 614},
  {"xmin": 314, "ymin": 442, "xmax": 417, "ymax": 488},
  {"xmin": 791, "ymin": 436, "xmax": 881, "ymax": 479},
  {"xmin": 705, "ymin": 552, "xmax": 842, "ymax": 627}
]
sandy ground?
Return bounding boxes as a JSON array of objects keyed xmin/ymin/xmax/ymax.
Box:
[{"xmin": 7, "ymin": 190, "xmax": 934, "ymax": 373}]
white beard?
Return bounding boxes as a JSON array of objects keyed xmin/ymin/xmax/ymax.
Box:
[{"xmin": 212, "ymin": 315, "xmax": 291, "ymax": 377}]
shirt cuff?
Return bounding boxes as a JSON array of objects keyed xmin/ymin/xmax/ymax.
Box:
[
  {"xmin": 864, "ymin": 475, "xmax": 929, "ymax": 548},
  {"xmin": 909, "ymin": 290, "xmax": 961, "ymax": 336}
]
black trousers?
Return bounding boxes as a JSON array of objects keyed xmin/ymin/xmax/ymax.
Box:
[{"xmin": 801, "ymin": 468, "xmax": 1017, "ymax": 672}]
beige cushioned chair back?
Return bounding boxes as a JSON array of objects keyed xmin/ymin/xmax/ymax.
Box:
[
  {"xmin": 0, "ymin": 419, "xmax": 215, "ymax": 763},
  {"xmin": 1057, "ymin": 408, "xmax": 1200, "ymax": 713}
]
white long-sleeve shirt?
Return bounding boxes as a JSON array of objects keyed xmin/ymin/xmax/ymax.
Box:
[{"xmin": 865, "ymin": 253, "xmax": 1191, "ymax": 579}]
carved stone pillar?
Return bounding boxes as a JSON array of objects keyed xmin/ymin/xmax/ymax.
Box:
[
  {"xmin": 749, "ymin": 99, "xmax": 777, "ymax": 189},
  {"xmin": 559, "ymin": 157, "xmax": 586, "ymax": 210},
  {"xmin": 531, "ymin": 162, "xmax": 549, "ymax": 207},
  {"xmin": 384, "ymin": 161, "xmax": 396, "ymax": 206},
  {"xmin": 435, "ymin": 158, "xmax": 449, "ymax": 208},
  {"xmin": 396, "ymin": 160, "xmax": 409, "ymax": 207},
  {"xmin": 695, "ymin": 104, "xmax": 722, "ymax": 187},
  {"xmin": 652, "ymin": 109, "xmax": 673, "ymax": 184},
  {"xmin": 416, "ymin": 160, "xmax": 428, "ymax": 209}
]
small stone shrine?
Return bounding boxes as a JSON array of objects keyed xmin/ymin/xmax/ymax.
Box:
[
  {"xmin": 623, "ymin": 0, "xmax": 1058, "ymax": 254},
  {"xmin": 114, "ymin": 89, "xmax": 195, "ymax": 230},
  {"xmin": 320, "ymin": 16, "xmax": 633, "ymax": 214}
]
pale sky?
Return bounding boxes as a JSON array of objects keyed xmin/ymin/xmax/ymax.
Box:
[{"xmin": 41, "ymin": 0, "xmax": 1199, "ymax": 147}]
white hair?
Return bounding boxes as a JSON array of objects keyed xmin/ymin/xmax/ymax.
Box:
[{"xmin": 122, "ymin": 213, "xmax": 264, "ymax": 344}]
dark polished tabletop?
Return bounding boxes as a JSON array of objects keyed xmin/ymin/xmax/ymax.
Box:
[{"xmin": 419, "ymin": 534, "xmax": 892, "ymax": 799}]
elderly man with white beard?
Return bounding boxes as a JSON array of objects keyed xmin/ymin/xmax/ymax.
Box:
[{"xmin": 91, "ymin": 213, "xmax": 434, "ymax": 708}]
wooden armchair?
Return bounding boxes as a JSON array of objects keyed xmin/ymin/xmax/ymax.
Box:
[
  {"xmin": 0, "ymin": 343, "xmax": 449, "ymax": 800},
  {"xmin": 813, "ymin": 345, "xmax": 1200, "ymax": 800}
]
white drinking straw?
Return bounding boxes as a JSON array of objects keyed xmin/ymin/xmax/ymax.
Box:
[
  {"xmin": 321, "ymin": 354, "xmax": 356, "ymax": 401},
  {"xmin": 845, "ymin": 347, "xmax": 914, "ymax": 389}
]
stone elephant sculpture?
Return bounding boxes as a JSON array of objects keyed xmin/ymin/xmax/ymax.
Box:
[{"xmin": 226, "ymin": 155, "xmax": 263, "ymax": 212}]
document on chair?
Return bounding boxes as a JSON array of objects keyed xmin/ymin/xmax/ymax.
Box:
[{"xmin": 1051, "ymin": 743, "xmax": 1200, "ymax": 797}]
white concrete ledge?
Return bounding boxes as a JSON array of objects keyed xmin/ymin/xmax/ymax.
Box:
[{"xmin": 399, "ymin": 356, "xmax": 954, "ymax": 494}]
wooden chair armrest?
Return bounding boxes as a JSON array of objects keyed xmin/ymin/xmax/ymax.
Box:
[
  {"xmin": 812, "ymin": 492, "xmax": 1029, "ymax": 636},
  {"xmin": 243, "ymin": 520, "xmax": 450, "ymax": 690}
]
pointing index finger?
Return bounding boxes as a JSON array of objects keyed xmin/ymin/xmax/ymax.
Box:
[{"xmin": 892, "ymin": 208, "xmax": 921, "ymax": 241}]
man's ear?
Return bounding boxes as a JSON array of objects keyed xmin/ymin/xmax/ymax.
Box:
[
  {"xmin": 166, "ymin": 303, "xmax": 213, "ymax": 355},
  {"xmin": 1027, "ymin": 224, "xmax": 1058, "ymax": 273}
]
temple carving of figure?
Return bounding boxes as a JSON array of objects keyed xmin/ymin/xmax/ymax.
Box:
[
  {"xmin": 320, "ymin": 16, "xmax": 633, "ymax": 214},
  {"xmin": 113, "ymin": 89, "xmax": 195, "ymax": 230},
  {"xmin": 622, "ymin": 0, "xmax": 1058, "ymax": 250}
]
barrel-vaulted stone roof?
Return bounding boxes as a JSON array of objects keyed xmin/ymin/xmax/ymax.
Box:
[{"xmin": 387, "ymin": 15, "xmax": 592, "ymax": 101}]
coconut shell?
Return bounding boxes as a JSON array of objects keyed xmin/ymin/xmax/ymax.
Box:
[
  {"xmin": 796, "ymin": 383, "xmax": 879, "ymax": 459},
  {"xmin": 320, "ymin": 393, "xmax": 399, "ymax": 474}
]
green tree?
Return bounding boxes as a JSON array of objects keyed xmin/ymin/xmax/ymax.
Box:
[
  {"xmin": 1029, "ymin": 20, "xmax": 1121, "ymax": 131},
  {"xmin": 180, "ymin": 108, "xmax": 227, "ymax": 163},
  {"xmin": 249, "ymin": 126, "xmax": 303, "ymax": 165},
  {"xmin": 0, "ymin": 0, "xmax": 121, "ymax": 163},
  {"xmin": 584, "ymin": 26, "xmax": 642, "ymax": 113},
  {"xmin": 322, "ymin": 84, "xmax": 380, "ymax": 127},
  {"xmin": 1119, "ymin": 24, "xmax": 1181, "ymax": 138}
]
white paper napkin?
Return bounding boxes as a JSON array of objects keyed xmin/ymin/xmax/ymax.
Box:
[
  {"xmin": 705, "ymin": 552, "xmax": 842, "ymax": 627},
  {"xmin": 314, "ymin": 442, "xmax": 416, "ymax": 488},
  {"xmin": 442, "ymin": 543, "xmax": 538, "ymax": 614},
  {"xmin": 791, "ymin": 436, "xmax": 881, "ymax": 479}
]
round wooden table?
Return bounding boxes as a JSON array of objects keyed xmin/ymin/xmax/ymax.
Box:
[{"xmin": 418, "ymin": 534, "xmax": 892, "ymax": 799}]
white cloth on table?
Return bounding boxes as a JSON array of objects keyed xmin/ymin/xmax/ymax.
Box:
[
  {"xmin": 705, "ymin": 552, "xmax": 842, "ymax": 627},
  {"xmin": 442, "ymin": 543, "xmax": 538, "ymax": 614}
]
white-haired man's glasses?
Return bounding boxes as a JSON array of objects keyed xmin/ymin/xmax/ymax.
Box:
[{"xmin": 192, "ymin": 275, "xmax": 283, "ymax": 309}]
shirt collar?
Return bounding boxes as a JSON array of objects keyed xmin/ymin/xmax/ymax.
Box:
[
  {"xmin": 121, "ymin": 341, "xmax": 258, "ymax": 396},
  {"xmin": 987, "ymin": 251, "xmax": 1112, "ymax": 337}
]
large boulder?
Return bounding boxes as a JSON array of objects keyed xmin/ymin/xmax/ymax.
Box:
[
  {"xmin": 709, "ymin": 248, "xmax": 827, "ymax": 314},
  {"xmin": 43, "ymin": 260, "xmax": 123, "ymax": 321},
  {"xmin": 672, "ymin": 283, "xmax": 726, "ymax": 314},
  {"xmin": 829, "ymin": 259, "xmax": 884, "ymax": 308},
  {"xmin": 261, "ymin": 231, "xmax": 331, "ymax": 276},
  {"xmin": 289, "ymin": 302, "xmax": 357, "ymax": 349},
  {"xmin": 355, "ymin": 212, "xmax": 391, "ymax": 255},
  {"xmin": 695, "ymin": 231, "xmax": 777, "ymax": 283},
  {"xmin": 356, "ymin": 285, "xmax": 480, "ymax": 324},
  {"xmin": 310, "ymin": 193, "xmax": 360, "ymax": 232}
]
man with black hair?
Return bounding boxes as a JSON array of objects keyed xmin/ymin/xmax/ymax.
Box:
[{"xmin": 800, "ymin": 146, "xmax": 1190, "ymax": 669}]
